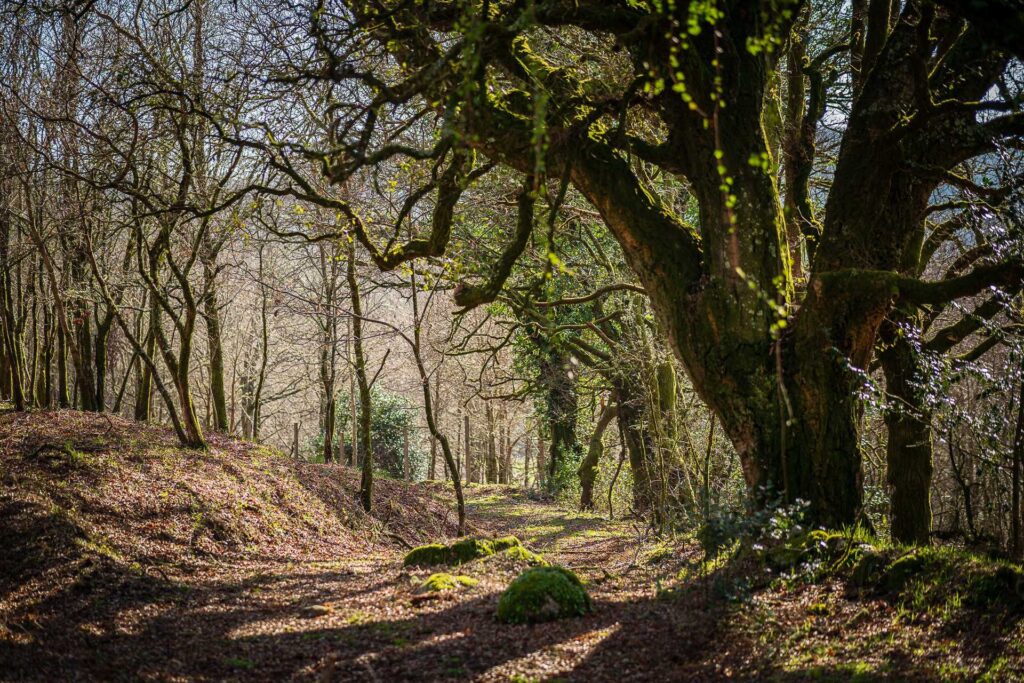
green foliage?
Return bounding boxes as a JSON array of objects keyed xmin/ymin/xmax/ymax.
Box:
[
  {"xmin": 496, "ymin": 566, "xmax": 592, "ymax": 624},
  {"xmin": 334, "ymin": 387, "xmax": 425, "ymax": 478},
  {"xmin": 645, "ymin": 544, "xmax": 674, "ymax": 565},
  {"xmin": 416, "ymin": 573, "xmax": 479, "ymax": 593},
  {"xmin": 749, "ymin": 528, "xmax": 1024, "ymax": 621},
  {"xmin": 698, "ymin": 494, "xmax": 810, "ymax": 561}
]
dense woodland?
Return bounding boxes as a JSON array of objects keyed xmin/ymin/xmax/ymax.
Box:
[{"xmin": 1, "ymin": 0, "xmax": 1024, "ymax": 678}]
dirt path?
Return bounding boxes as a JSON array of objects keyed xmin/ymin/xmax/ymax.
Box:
[
  {"xmin": 4, "ymin": 451, "xmax": 1021, "ymax": 683},
  {"xmin": 1, "ymin": 475, "xmax": 739, "ymax": 682}
]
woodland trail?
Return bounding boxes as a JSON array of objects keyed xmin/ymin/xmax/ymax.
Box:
[
  {"xmin": 2, "ymin": 412, "xmax": 1021, "ymax": 682},
  {"xmin": 7, "ymin": 487, "xmax": 1005, "ymax": 683}
]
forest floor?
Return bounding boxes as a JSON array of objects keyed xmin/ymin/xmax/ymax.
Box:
[{"xmin": 2, "ymin": 410, "xmax": 1023, "ymax": 682}]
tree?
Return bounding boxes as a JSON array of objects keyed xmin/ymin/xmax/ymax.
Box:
[{"xmin": 254, "ymin": 0, "xmax": 1024, "ymax": 528}]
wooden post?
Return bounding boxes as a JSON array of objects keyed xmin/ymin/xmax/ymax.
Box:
[
  {"xmin": 403, "ymin": 422, "xmax": 410, "ymax": 480},
  {"xmin": 537, "ymin": 425, "xmax": 546, "ymax": 489},
  {"xmin": 293, "ymin": 422, "xmax": 300, "ymax": 460},
  {"xmin": 464, "ymin": 412, "xmax": 472, "ymax": 485},
  {"xmin": 342, "ymin": 423, "xmax": 350, "ymax": 466},
  {"xmin": 429, "ymin": 432, "xmax": 437, "ymax": 480},
  {"xmin": 524, "ymin": 434, "xmax": 532, "ymax": 488}
]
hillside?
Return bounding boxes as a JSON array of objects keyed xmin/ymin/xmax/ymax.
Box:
[
  {"xmin": 0, "ymin": 410, "xmax": 463, "ymax": 680},
  {"xmin": 2, "ymin": 411, "xmax": 1024, "ymax": 682}
]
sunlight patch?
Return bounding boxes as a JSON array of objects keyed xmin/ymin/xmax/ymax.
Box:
[{"xmin": 480, "ymin": 623, "xmax": 621, "ymax": 681}]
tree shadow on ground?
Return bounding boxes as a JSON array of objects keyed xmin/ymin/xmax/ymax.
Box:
[{"xmin": 3, "ymin": 533, "xmax": 1022, "ymax": 682}]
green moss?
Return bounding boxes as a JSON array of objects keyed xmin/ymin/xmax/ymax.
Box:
[
  {"xmin": 417, "ymin": 572, "xmax": 479, "ymax": 593},
  {"xmin": 964, "ymin": 564, "xmax": 1023, "ymax": 608},
  {"xmin": 497, "ymin": 545, "xmax": 549, "ymax": 566},
  {"xmin": 645, "ymin": 545, "xmax": 674, "ymax": 565},
  {"xmin": 449, "ymin": 538, "xmax": 495, "ymax": 563},
  {"xmin": 403, "ymin": 544, "xmax": 450, "ymax": 567},
  {"xmin": 404, "ymin": 537, "xmax": 533, "ymax": 568},
  {"xmin": 491, "ymin": 536, "xmax": 523, "ymax": 552},
  {"xmin": 496, "ymin": 566, "xmax": 592, "ymax": 624},
  {"xmin": 882, "ymin": 552, "xmax": 928, "ymax": 593},
  {"xmin": 850, "ymin": 549, "xmax": 886, "ymax": 588}
]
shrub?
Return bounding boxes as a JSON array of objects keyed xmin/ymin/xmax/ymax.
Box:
[{"xmin": 496, "ymin": 566, "xmax": 592, "ymax": 624}]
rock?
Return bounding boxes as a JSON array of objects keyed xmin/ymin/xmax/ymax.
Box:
[{"xmin": 496, "ymin": 566, "xmax": 592, "ymax": 625}]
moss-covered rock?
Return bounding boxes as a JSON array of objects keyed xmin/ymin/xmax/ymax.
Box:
[
  {"xmin": 491, "ymin": 536, "xmax": 523, "ymax": 552},
  {"xmin": 416, "ymin": 572, "xmax": 479, "ymax": 593},
  {"xmin": 403, "ymin": 543, "xmax": 450, "ymax": 567},
  {"xmin": 850, "ymin": 549, "xmax": 886, "ymax": 588},
  {"xmin": 404, "ymin": 536, "xmax": 530, "ymax": 568},
  {"xmin": 966, "ymin": 565, "xmax": 1024, "ymax": 608},
  {"xmin": 498, "ymin": 545, "xmax": 549, "ymax": 566},
  {"xmin": 882, "ymin": 552, "xmax": 928, "ymax": 593},
  {"xmin": 496, "ymin": 566, "xmax": 592, "ymax": 624},
  {"xmin": 449, "ymin": 538, "xmax": 495, "ymax": 564},
  {"xmin": 645, "ymin": 545, "xmax": 674, "ymax": 565}
]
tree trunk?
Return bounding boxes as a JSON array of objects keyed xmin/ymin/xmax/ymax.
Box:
[
  {"xmin": 346, "ymin": 241, "xmax": 373, "ymax": 512},
  {"xmin": 1012, "ymin": 363, "xmax": 1024, "ymax": 559},
  {"xmin": 464, "ymin": 412, "xmax": 472, "ymax": 485},
  {"xmin": 880, "ymin": 315, "xmax": 933, "ymax": 545},
  {"xmin": 486, "ymin": 402, "xmax": 498, "ymax": 484},
  {"xmin": 94, "ymin": 308, "xmax": 114, "ymax": 412},
  {"xmin": 0, "ymin": 216, "xmax": 26, "ymax": 411},
  {"xmin": 202, "ymin": 253, "xmax": 229, "ymax": 432},
  {"xmin": 529, "ymin": 328, "xmax": 581, "ymax": 491},
  {"xmin": 579, "ymin": 402, "xmax": 617, "ymax": 511},
  {"xmin": 135, "ymin": 297, "xmax": 157, "ymax": 421}
]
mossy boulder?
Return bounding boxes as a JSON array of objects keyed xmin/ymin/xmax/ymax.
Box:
[
  {"xmin": 850, "ymin": 549, "xmax": 886, "ymax": 588},
  {"xmin": 966, "ymin": 565, "xmax": 1024, "ymax": 608},
  {"xmin": 416, "ymin": 572, "xmax": 479, "ymax": 593},
  {"xmin": 496, "ymin": 566, "xmax": 592, "ymax": 624},
  {"xmin": 491, "ymin": 536, "xmax": 523, "ymax": 552},
  {"xmin": 449, "ymin": 538, "xmax": 496, "ymax": 564},
  {"xmin": 645, "ymin": 545, "xmax": 674, "ymax": 565},
  {"xmin": 403, "ymin": 544, "xmax": 450, "ymax": 568},
  {"xmin": 882, "ymin": 552, "xmax": 928, "ymax": 593},
  {"xmin": 404, "ymin": 536, "xmax": 530, "ymax": 567},
  {"xmin": 496, "ymin": 545, "xmax": 549, "ymax": 566}
]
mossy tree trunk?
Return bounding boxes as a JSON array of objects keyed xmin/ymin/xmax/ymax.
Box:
[
  {"xmin": 134, "ymin": 295, "xmax": 158, "ymax": 421},
  {"xmin": 529, "ymin": 328, "xmax": 581, "ymax": 492},
  {"xmin": 579, "ymin": 402, "xmax": 617, "ymax": 511},
  {"xmin": 0, "ymin": 215, "xmax": 26, "ymax": 411}
]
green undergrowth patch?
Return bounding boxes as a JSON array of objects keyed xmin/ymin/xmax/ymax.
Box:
[
  {"xmin": 752, "ymin": 527, "xmax": 1024, "ymax": 621},
  {"xmin": 404, "ymin": 535, "xmax": 537, "ymax": 567},
  {"xmin": 496, "ymin": 566, "xmax": 592, "ymax": 624}
]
